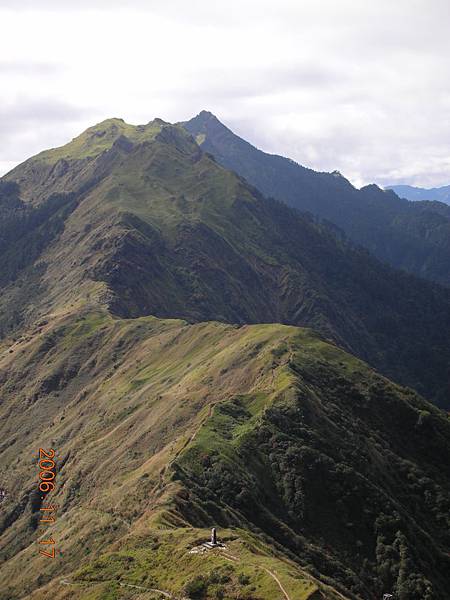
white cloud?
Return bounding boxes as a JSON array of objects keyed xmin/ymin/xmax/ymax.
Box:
[{"xmin": 0, "ymin": 0, "xmax": 449, "ymax": 188}]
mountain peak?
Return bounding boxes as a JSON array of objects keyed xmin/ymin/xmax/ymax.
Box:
[
  {"xmin": 196, "ymin": 109, "xmax": 220, "ymax": 121},
  {"xmin": 87, "ymin": 116, "xmax": 126, "ymax": 130},
  {"xmin": 184, "ymin": 110, "xmax": 228, "ymax": 133},
  {"xmin": 360, "ymin": 183, "xmax": 382, "ymax": 193},
  {"xmin": 4, "ymin": 117, "xmax": 197, "ymax": 204},
  {"xmin": 29, "ymin": 118, "xmax": 170, "ymax": 166},
  {"xmin": 360, "ymin": 183, "xmax": 398, "ymax": 199}
]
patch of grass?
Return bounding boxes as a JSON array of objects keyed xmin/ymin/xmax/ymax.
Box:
[
  {"xmin": 72, "ymin": 528, "xmax": 319, "ymax": 600},
  {"xmin": 35, "ymin": 119, "xmax": 164, "ymax": 163}
]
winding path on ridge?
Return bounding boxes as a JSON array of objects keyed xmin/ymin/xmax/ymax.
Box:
[
  {"xmin": 60, "ymin": 578, "xmax": 190, "ymax": 599},
  {"xmin": 262, "ymin": 567, "xmax": 291, "ymax": 600},
  {"xmin": 221, "ymin": 550, "xmax": 291, "ymax": 600}
]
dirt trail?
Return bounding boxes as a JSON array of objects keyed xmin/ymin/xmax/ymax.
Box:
[
  {"xmin": 262, "ymin": 568, "xmax": 291, "ymax": 600},
  {"xmin": 221, "ymin": 551, "xmax": 239, "ymax": 562},
  {"xmin": 220, "ymin": 551, "xmax": 291, "ymax": 600},
  {"xmin": 120, "ymin": 581, "xmax": 190, "ymax": 599},
  {"xmin": 60, "ymin": 578, "xmax": 189, "ymax": 599}
]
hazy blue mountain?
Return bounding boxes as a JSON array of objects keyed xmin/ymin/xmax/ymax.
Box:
[{"xmin": 386, "ymin": 183, "xmax": 450, "ymax": 205}]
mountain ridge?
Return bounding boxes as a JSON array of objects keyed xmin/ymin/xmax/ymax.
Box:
[
  {"xmin": 1, "ymin": 308, "xmax": 449, "ymax": 600},
  {"xmin": 183, "ymin": 111, "xmax": 450, "ymax": 288},
  {"xmin": 2, "ymin": 117, "xmax": 450, "ymax": 406},
  {"xmin": 0, "ymin": 115, "xmax": 450, "ymax": 600},
  {"xmin": 386, "ymin": 184, "xmax": 450, "ymax": 205}
]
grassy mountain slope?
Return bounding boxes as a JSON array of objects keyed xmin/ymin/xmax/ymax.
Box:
[
  {"xmin": 2, "ymin": 118, "xmax": 450, "ymax": 406},
  {"xmin": 183, "ymin": 111, "xmax": 450, "ymax": 287},
  {"xmin": 0, "ymin": 307, "xmax": 448, "ymax": 599},
  {"xmin": 0, "ymin": 308, "xmax": 348, "ymax": 600},
  {"xmin": 174, "ymin": 339, "xmax": 450, "ymax": 599},
  {"xmin": 0, "ymin": 118, "xmax": 449, "ymax": 600}
]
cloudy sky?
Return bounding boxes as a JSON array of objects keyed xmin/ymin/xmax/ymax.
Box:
[{"xmin": 1, "ymin": 0, "xmax": 449, "ymax": 188}]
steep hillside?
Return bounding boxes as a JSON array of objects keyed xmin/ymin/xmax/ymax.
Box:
[
  {"xmin": 0, "ymin": 308, "xmax": 448, "ymax": 600},
  {"xmin": 0, "ymin": 308, "xmax": 349, "ymax": 600},
  {"xmin": 387, "ymin": 184, "xmax": 450, "ymax": 205},
  {"xmin": 183, "ymin": 111, "xmax": 450, "ymax": 287},
  {"xmin": 2, "ymin": 118, "xmax": 450, "ymax": 406}
]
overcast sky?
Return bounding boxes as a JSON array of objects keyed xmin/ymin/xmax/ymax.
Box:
[{"xmin": 1, "ymin": 0, "xmax": 449, "ymax": 188}]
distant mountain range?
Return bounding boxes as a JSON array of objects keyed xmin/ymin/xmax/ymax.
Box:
[
  {"xmin": 1, "ymin": 115, "xmax": 450, "ymax": 600},
  {"xmin": 386, "ymin": 184, "xmax": 450, "ymax": 205},
  {"xmin": 184, "ymin": 111, "xmax": 450, "ymax": 288}
]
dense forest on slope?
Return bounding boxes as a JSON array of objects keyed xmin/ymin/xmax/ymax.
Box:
[
  {"xmin": 183, "ymin": 111, "xmax": 450, "ymax": 287},
  {"xmin": 2, "ymin": 118, "xmax": 450, "ymax": 406}
]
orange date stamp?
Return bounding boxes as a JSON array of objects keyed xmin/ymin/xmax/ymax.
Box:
[{"xmin": 37, "ymin": 448, "xmax": 57, "ymax": 559}]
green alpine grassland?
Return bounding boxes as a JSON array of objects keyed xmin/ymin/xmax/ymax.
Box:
[{"xmin": 0, "ymin": 117, "xmax": 449, "ymax": 599}]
